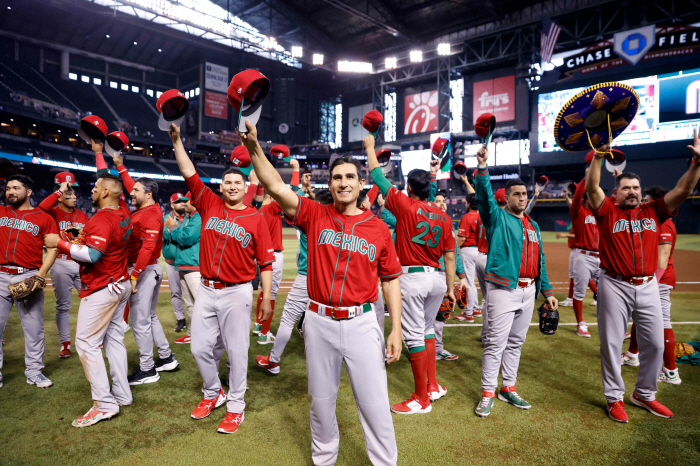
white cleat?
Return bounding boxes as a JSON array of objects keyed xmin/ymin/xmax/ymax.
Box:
[
  {"xmin": 428, "ymin": 383, "xmax": 447, "ymax": 402},
  {"xmin": 658, "ymin": 367, "xmax": 681, "ymax": 385},
  {"xmin": 559, "ymin": 298, "xmax": 573, "ymax": 307},
  {"xmin": 621, "ymin": 351, "xmax": 640, "ymax": 367}
]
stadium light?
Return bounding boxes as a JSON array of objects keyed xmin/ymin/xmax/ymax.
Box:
[
  {"xmin": 385, "ymin": 57, "xmax": 397, "ymax": 69},
  {"xmin": 312, "ymin": 54, "xmax": 324, "ymax": 65},
  {"xmin": 133, "ymin": 41, "xmax": 138, "ymax": 45},
  {"xmin": 69, "ymin": 73, "xmax": 77, "ymax": 80},
  {"xmin": 437, "ymin": 43, "xmax": 451, "ymax": 55},
  {"xmin": 291, "ymin": 46, "xmax": 303, "ymax": 58},
  {"xmin": 410, "ymin": 50, "xmax": 423, "ymax": 62},
  {"xmin": 338, "ymin": 61, "xmax": 372, "ymax": 73},
  {"xmin": 106, "ymin": 34, "xmax": 110, "ymax": 38},
  {"xmin": 265, "ymin": 37, "xmax": 277, "ymax": 49}
]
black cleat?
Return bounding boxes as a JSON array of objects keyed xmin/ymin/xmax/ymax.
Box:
[
  {"xmin": 155, "ymin": 353, "xmax": 179, "ymax": 372},
  {"xmin": 174, "ymin": 319, "xmax": 187, "ymax": 332},
  {"xmin": 127, "ymin": 367, "xmax": 160, "ymax": 385}
]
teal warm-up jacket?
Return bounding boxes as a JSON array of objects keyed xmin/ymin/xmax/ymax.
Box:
[
  {"xmin": 171, "ymin": 211, "xmax": 201, "ymax": 272},
  {"xmin": 162, "ymin": 213, "xmax": 182, "ymax": 265},
  {"xmin": 474, "ymin": 166, "xmax": 553, "ymax": 299}
]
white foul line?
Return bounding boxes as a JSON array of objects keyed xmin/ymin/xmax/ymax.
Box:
[{"xmin": 445, "ymin": 321, "xmax": 700, "ymax": 327}]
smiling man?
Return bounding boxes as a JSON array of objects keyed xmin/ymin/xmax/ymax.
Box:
[{"xmin": 242, "ymin": 119, "xmax": 402, "ymax": 466}]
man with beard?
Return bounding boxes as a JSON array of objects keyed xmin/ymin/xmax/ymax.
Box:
[
  {"xmin": 0, "ymin": 175, "xmax": 58, "ymax": 389},
  {"xmin": 586, "ymin": 135, "xmax": 700, "ymax": 423},
  {"xmin": 163, "ymin": 193, "xmax": 188, "ymax": 332},
  {"xmin": 111, "ymin": 153, "xmax": 179, "ymax": 384},
  {"xmin": 44, "ymin": 162, "xmax": 133, "ymax": 427},
  {"xmin": 38, "ymin": 172, "xmax": 89, "ymax": 358}
]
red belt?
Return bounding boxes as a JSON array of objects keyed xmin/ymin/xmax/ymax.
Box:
[
  {"xmin": 0, "ymin": 265, "xmax": 30, "ymax": 274},
  {"xmin": 578, "ymin": 249, "xmax": 599, "ymax": 257},
  {"xmin": 202, "ymin": 278, "xmax": 249, "ymax": 289},
  {"xmin": 308, "ymin": 301, "xmax": 372, "ymax": 320},
  {"xmin": 517, "ymin": 278, "xmax": 535, "ymax": 288},
  {"xmin": 604, "ymin": 270, "xmax": 653, "ymax": 285}
]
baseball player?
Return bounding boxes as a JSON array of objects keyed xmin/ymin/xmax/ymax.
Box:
[
  {"xmin": 473, "ymin": 146, "xmax": 557, "ymax": 418},
  {"xmin": 252, "ymin": 160, "xmax": 300, "ymax": 344},
  {"xmin": 112, "ymin": 154, "xmax": 178, "ymax": 384},
  {"xmin": 621, "ymin": 186, "xmax": 681, "ymax": 385},
  {"xmin": 585, "ymin": 134, "xmax": 700, "ymax": 423},
  {"xmin": 0, "ymin": 175, "xmax": 58, "ymax": 389},
  {"xmin": 569, "ymin": 177, "xmax": 599, "ymax": 337},
  {"xmin": 256, "ymin": 189, "xmax": 334, "ymax": 374},
  {"xmin": 169, "ymin": 124, "xmax": 274, "ymax": 435},
  {"xmin": 245, "ymin": 120, "xmax": 403, "ymax": 466},
  {"xmin": 366, "ymin": 134, "xmax": 456, "ymax": 415},
  {"xmin": 44, "ymin": 167, "xmax": 133, "ymax": 427},
  {"xmin": 38, "ymin": 172, "xmax": 89, "ymax": 358},
  {"xmin": 163, "ymin": 193, "xmax": 188, "ymax": 332},
  {"xmin": 457, "ymin": 193, "xmax": 480, "ymax": 321}
]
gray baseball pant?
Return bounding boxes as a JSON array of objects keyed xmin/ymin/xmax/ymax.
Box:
[
  {"xmin": 481, "ymin": 282, "xmax": 536, "ymax": 392},
  {"xmin": 475, "ymin": 253, "xmax": 489, "ymax": 343},
  {"xmin": 165, "ymin": 262, "xmax": 185, "ymax": 321},
  {"xmin": 303, "ymin": 308, "xmax": 397, "ymax": 466},
  {"xmin": 659, "ymin": 284, "xmax": 673, "ymax": 329},
  {"xmin": 75, "ymin": 282, "xmax": 132, "ymax": 413},
  {"xmin": 0, "ymin": 270, "xmax": 46, "ymax": 379},
  {"xmin": 571, "ymin": 250, "xmax": 600, "ymax": 301},
  {"xmin": 597, "ymin": 273, "xmax": 663, "ymax": 402},
  {"xmin": 568, "ymin": 249, "xmax": 575, "ymax": 279},
  {"xmin": 129, "ymin": 264, "xmax": 171, "ymax": 371},
  {"xmin": 180, "ymin": 270, "xmax": 200, "ymax": 337},
  {"xmin": 271, "ymin": 251, "xmax": 283, "ymax": 300},
  {"xmin": 191, "ymin": 281, "xmax": 253, "ymax": 413},
  {"xmin": 51, "ymin": 258, "xmax": 81, "ymax": 343},
  {"xmin": 269, "ymin": 274, "xmax": 309, "ymax": 364},
  {"xmin": 435, "ymin": 321, "xmax": 445, "ymax": 353},
  {"xmin": 399, "ymin": 270, "xmax": 447, "ymax": 348},
  {"xmin": 459, "ymin": 247, "xmax": 479, "ymax": 313},
  {"xmin": 374, "ymin": 284, "xmax": 385, "ymax": 337}
]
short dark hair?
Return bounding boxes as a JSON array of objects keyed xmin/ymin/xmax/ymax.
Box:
[
  {"xmin": 7, "ymin": 174, "xmax": 34, "ymax": 191},
  {"xmin": 434, "ymin": 190, "xmax": 446, "ymax": 200},
  {"xmin": 406, "ymin": 169, "xmax": 431, "ymax": 201},
  {"xmin": 222, "ymin": 168, "xmax": 245, "ymax": 182},
  {"xmin": 645, "ymin": 185, "xmax": 669, "ymax": 201},
  {"xmin": 315, "ymin": 190, "xmax": 334, "ymax": 205},
  {"xmin": 329, "ymin": 154, "xmax": 362, "ymax": 178},
  {"xmin": 98, "ymin": 173, "xmax": 123, "ymax": 189},
  {"xmin": 465, "ymin": 193, "xmax": 476, "ymax": 210},
  {"xmin": 615, "ymin": 172, "xmax": 640, "ymax": 188},
  {"xmin": 505, "ymin": 179, "xmax": 526, "ymax": 195},
  {"xmin": 356, "ymin": 188, "xmax": 369, "ymax": 207},
  {"xmin": 135, "ymin": 177, "xmax": 159, "ymax": 198},
  {"xmin": 302, "ymin": 168, "xmax": 312, "ymax": 176}
]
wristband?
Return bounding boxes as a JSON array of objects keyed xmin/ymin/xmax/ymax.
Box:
[
  {"xmin": 430, "ymin": 173, "xmax": 437, "ymax": 182},
  {"xmin": 692, "ymin": 157, "xmax": 700, "ymax": 166},
  {"xmin": 256, "ymin": 184, "xmax": 265, "ymax": 197}
]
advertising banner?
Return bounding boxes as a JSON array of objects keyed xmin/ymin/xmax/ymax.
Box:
[
  {"xmin": 205, "ymin": 62, "xmax": 229, "ymax": 92},
  {"xmin": 204, "ymin": 91, "xmax": 228, "ymax": 119},
  {"xmin": 404, "ymin": 91, "xmax": 438, "ymax": 135},
  {"xmin": 348, "ymin": 103, "xmax": 373, "ymax": 142},
  {"xmin": 473, "ymin": 75, "xmax": 515, "ymax": 124}
]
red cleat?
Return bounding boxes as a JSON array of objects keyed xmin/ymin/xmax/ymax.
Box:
[
  {"xmin": 191, "ymin": 388, "xmax": 226, "ymax": 420},
  {"xmin": 473, "ymin": 308, "xmax": 482, "ymax": 317},
  {"xmin": 217, "ymin": 412, "xmax": 244, "ymax": 434},
  {"xmin": 390, "ymin": 394, "xmax": 432, "ymax": 414},
  {"xmin": 175, "ymin": 335, "xmax": 191, "ymax": 344},
  {"xmin": 607, "ymin": 400, "xmax": 628, "ymax": 423},
  {"xmin": 256, "ymin": 355, "xmax": 280, "ymax": 374},
  {"xmin": 59, "ymin": 341, "xmax": 72, "ymax": 359},
  {"xmin": 630, "ymin": 392, "xmax": 673, "ymax": 418}
]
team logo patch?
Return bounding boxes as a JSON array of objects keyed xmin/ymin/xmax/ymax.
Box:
[
  {"xmin": 612, "ymin": 218, "xmax": 657, "ymax": 233},
  {"xmin": 0, "ymin": 217, "xmax": 40, "ymax": 236},
  {"xmin": 317, "ymin": 229, "xmax": 376, "ymax": 261},
  {"xmin": 204, "ymin": 217, "xmax": 252, "ymax": 247}
]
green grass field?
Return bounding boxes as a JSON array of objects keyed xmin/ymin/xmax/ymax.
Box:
[{"xmin": 1, "ymin": 236, "xmax": 700, "ymax": 465}]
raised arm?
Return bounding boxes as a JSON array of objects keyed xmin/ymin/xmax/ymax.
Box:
[
  {"xmin": 664, "ymin": 128, "xmax": 700, "ymax": 211},
  {"xmin": 167, "ymin": 124, "xmax": 197, "ymax": 179},
  {"xmin": 38, "ymin": 191, "xmax": 61, "ymax": 218},
  {"xmin": 474, "ymin": 146, "xmax": 498, "ymax": 227},
  {"xmin": 239, "ymin": 121, "xmax": 299, "ymax": 218},
  {"xmin": 289, "ymin": 158, "xmax": 300, "ymax": 189},
  {"xmin": 112, "ymin": 153, "xmax": 136, "ymax": 193},
  {"xmin": 570, "ymin": 177, "xmax": 586, "ymax": 217},
  {"xmin": 429, "ymin": 160, "xmax": 439, "ymax": 202},
  {"xmin": 461, "ymin": 175, "xmax": 475, "ymax": 194},
  {"xmin": 585, "ymin": 145, "xmax": 607, "ymax": 211},
  {"xmin": 563, "ymin": 189, "xmax": 573, "ymax": 207}
]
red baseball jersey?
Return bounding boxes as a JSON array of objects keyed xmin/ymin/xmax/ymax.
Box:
[
  {"xmin": 79, "ymin": 205, "xmax": 132, "ymax": 298},
  {"xmin": 567, "ymin": 225, "xmax": 575, "ymax": 249},
  {"xmin": 658, "ymin": 218, "xmax": 676, "ymax": 287},
  {"xmin": 186, "ymin": 174, "xmax": 274, "ymax": 283},
  {"xmin": 260, "ymin": 201, "xmax": 284, "ymax": 252},
  {"xmin": 594, "ymin": 196, "xmax": 676, "ymax": 277},
  {"xmin": 385, "ymin": 187, "xmax": 456, "ymax": 267},
  {"xmin": 519, "ymin": 216, "xmax": 539, "ymax": 279},
  {"xmin": 287, "ymin": 196, "xmax": 402, "ymax": 307},
  {"xmin": 570, "ymin": 178, "xmax": 598, "ymax": 251},
  {"xmin": 38, "ymin": 192, "xmax": 89, "ymax": 231},
  {"xmin": 0, "ymin": 206, "xmax": 58, "ymax": 269},
  {"xmin": 457, "ymin": 210, "xmax": 480, "ymax": 247},
  {"xmin": 127, "ymin": 204, "xmax": 163, "ymax": 265},
  {"xmin": 476, "ymin": 215, "xmax": 488, "ymax": 254}
]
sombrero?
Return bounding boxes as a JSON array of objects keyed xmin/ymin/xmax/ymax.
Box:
[{"xmin": 554, "ymin": 82, "xmax": 640, "ymax": 154}]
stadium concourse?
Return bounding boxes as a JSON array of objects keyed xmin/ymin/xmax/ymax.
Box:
[{"xmin": 2, "ymin": 0, "xmax": 700, "ymax": 464}]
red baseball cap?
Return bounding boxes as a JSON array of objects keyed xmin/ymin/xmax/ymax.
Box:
[
  {"xmin": 78, "ymin": 115, "xmax": 108, "ymax": 144},
  {"xmin": 231, "ymin": 146, "xmax": 253, "ymax": 175},
  {"xmin": 105, "ymin": 131, "xmax": 129, "ymax": 157},
  {"xmin": 271, "ymin": 144, "xmax": 292, "ymax": 162},
  {"xmin": 431, "ymin": 138, "xmax": 449, "ymax": 160},
  {"xmin": 55, "ymin": 172, "xmax": 79, "ymax": 187},
  {"xmin": 227, "ymin": 70, "xmax": 270, "ymax": 132},
  {"xmin": 537, "ymin": 175, "xmax": 549, "ymax": 186},
  {"xmin": 475, "ymin": 113, "xmax": 496, "ymax": 139},
  {"xmin": 157, "ymin": 89, "xmax": 189, "ymax": 131},
  {"xmin": 185, "ymin": 191, "xmax": 192, "ymax": 199},
  {"xmin": 362, "ymin": 110, "xmax": 383, "ymax": 134},
  {"xmin": 170, "ymin": 192, "xmax": 189, "ymax": 203},
  {"xmin": 495, "ymin": 188, "xmax": 507, "ymax": 204},
  {"xmin": 453, "ymin": 161, "xmax": 467, "ymax": 176},
  {"xmin": 376, "ymin": 148, "xmax": 392, "ymax": 167}
]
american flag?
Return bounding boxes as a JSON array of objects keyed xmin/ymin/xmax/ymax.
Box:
[{"xmin": 540, "ymin": 18, "xmax": 561, "ymax": 65}]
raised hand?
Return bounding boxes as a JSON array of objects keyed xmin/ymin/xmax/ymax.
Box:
[
  {"xmin": 168, "ymin": 124, "xmax": 180, "ymax": 144},
  {"xmin": 238, "ymin": 120, "xmax": 258, "ymax": 151},
  {"xmin": 688, "ymin": 127, "xmax": 700, "ymax": 160},
  {"xmin": 430, "ymin": 159, "xmax": 439, "ymax": 174},
  {"xmin": 90, "ymin": 139, "xmax": 104, "ymax": 154},
  {"xmin": 363, "ymin": 133, "xmax": 375, "ymax": 151},
  {"xmin": 476, "ymin": 146, "xmax": 489, "ymax": 167},
  {"xmin": 112, "ymin": 152, "xmax": 124, "ymax": 167}
]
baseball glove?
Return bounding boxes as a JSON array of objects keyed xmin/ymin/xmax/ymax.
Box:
[
  {"xmin": 436, "ymin": 297, "xmax": 455, "ymax": 322},
  {"xmin": 60, "ymin": 226, "xmax": 86, "ymax": 245},
  {"xmin": 454, "ymin": 284, "xmax": 467, "ymax": 309},
  {"xmin": 538, "ymin": 302, "xmax": 559, "ymax": 335},
  {"xmin": 675, "ymin": 342, "xmax": 696, "ymax": 358},
  {"xmin": 8, "ymin": 275, "xmax": 46, "ymax": 301}
]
